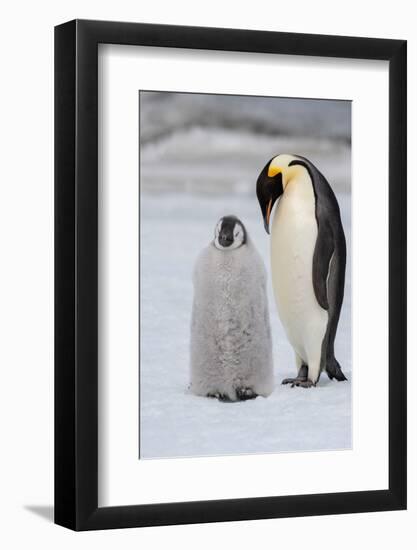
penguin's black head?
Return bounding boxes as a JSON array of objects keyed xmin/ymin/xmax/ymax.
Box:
[
  {"xmin": 256, "ymin": 156, "xmax": 285, "ymax": 234},
  {"xmin": 214, "ymin": 215, "xmax": 247, "ymax": 251}
]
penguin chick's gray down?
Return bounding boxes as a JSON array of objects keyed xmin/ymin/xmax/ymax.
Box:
[{"xmin": 190, "ymin": 215, "xmax": 274, "ymax": 402}]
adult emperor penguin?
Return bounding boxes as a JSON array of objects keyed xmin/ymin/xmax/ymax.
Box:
[
  {"xmin": 190, "ymin": 216, "xmax": 274, "ymax": 401},
  {"xmin": 256, "ymin": 154, "xmax": 347, "ymax": 387}
]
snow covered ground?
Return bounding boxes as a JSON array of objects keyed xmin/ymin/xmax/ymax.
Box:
[{"xmin": 139, "ymin": 191, "xmax": 351, "ymax": 459}]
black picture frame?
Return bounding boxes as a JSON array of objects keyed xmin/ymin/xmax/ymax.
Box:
[{"xmin": 55, "ymin": 19, "xmax": 407, "ymax": 531}]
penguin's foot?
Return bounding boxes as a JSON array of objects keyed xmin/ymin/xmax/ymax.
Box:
[
  {"xmin": 207, "ymin": 392, "xmax": 231, "ymax": 402},
  {"xmin": 282, "ymin": 364, "xmax": 308, "ymax": 386},
  {"xmin": 236, "ymin": 387, "xmax": 258, "ymax": 401},
  {"xmin": 282, "ymin": 377, "xmax": 316, "ymax": 388}
]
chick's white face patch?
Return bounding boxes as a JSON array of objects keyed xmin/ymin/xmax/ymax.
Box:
[{"xmin": 214, "ymin": 218, "xmax": 245, "ymax": 250}]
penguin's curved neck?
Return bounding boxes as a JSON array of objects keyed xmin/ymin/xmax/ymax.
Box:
[
  {"xmin": 277, "ymin": 168, "xmax": 315, "ymax": 220},
  {"xmin": 284, "ymin": 165, "xmax": 312, "ymax": 192}
]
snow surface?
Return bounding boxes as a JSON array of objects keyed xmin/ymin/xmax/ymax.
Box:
[{"xmin": 139, "ymin": 191, "xmax": 351, "ymax": 459}]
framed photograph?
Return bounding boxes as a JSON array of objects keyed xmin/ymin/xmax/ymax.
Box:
[{"xmin": 55, "ymin": 19, "xmax": 407, "ymax": 531}]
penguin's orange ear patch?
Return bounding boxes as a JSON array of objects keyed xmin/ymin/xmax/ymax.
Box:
[{"xmin": 268, "ymin": 165, "xmax": 282, "ymax": 178}]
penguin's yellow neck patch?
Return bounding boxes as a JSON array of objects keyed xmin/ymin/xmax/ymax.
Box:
[{"xmin": 268, "ymin": 165, "xmax": 282, "ymax": 178}]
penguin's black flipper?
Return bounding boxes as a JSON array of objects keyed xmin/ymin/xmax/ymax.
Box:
[
  {"xmin": 288, "ymin": 155, "xmax": 341, "ymax": 312},
  {"xmin": 312, "ymin": 218, "xmax": 334, "ymax": 311}
]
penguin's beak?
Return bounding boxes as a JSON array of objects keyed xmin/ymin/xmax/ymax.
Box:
[
  {"xmin": 256, "ymin": 170, "xmax": 284, "ymax": 234},
  {"xmin": 265, "ymin": 199, "xmax": 273, "ymax": 233}
]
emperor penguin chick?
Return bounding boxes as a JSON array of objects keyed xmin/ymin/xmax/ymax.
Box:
[{"xmin": 190, "ymin": 216, "xmax": 274, "ymax": 402}]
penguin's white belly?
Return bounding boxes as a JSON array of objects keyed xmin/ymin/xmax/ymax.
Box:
[{"xmin": 271, "ymin": 190, "xmax": 328, "ymax": 363}]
